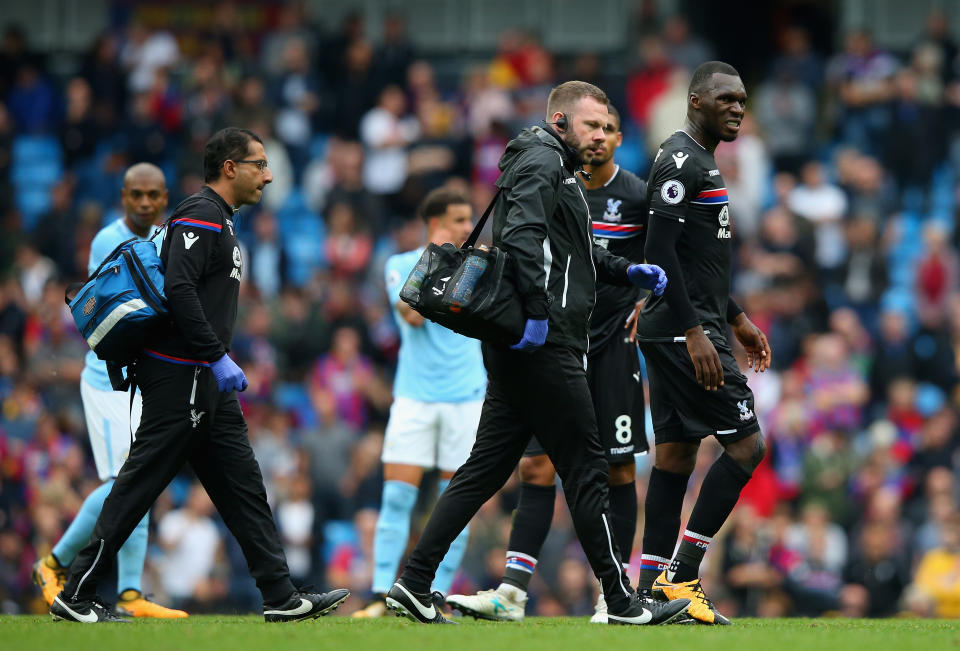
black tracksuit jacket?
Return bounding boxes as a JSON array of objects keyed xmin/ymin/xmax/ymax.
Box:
[{"xmin": 494, "ymin": 125, "xmax": 634, "ymax": 354}]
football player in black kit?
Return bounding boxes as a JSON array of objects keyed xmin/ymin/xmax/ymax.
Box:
[
  {"xmin": 635, "ymin": 61, "xmax": 772, "ymax": 625},
  {"xmin": 51, "ymin": 128, "xmax": 350, "ymax": 624},
  {"xmin": 446, "ymin": 105, "xmax": 652, "ymax": 624}
]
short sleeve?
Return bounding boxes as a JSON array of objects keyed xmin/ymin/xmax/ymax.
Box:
[
  {"xmin": 384, "ymin": 252, "xmax": 416, "ymax": 305},
  {"xmin": 88, "ymin": 231, "xmax": 113, "ymax": 276},
  {"xmin": 647, "ymin": 147, "xmax": 702, "ymax": 223}
]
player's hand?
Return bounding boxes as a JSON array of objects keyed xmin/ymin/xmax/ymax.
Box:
[
  {"xmin": 730, "ymin": 313, "xmax": 772, "ymax": 373},
  {"xmin": 627, "ymin": 264, "xmax": 667, "ymax": 296},
  {"xmin": 685, "ymin": 325, "xmax": 724, "ymax": 391},
  {"xmin": 623, "ymin": 300, "xmax": 644, "ymax": 342},
  {"xmin": 510, "ymin": 318, "xmax": 548, "ymax": 352}
]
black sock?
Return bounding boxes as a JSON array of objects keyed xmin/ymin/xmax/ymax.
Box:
[
  {"xmin": 638, "ymin": 467, "xmax": 688, "ymax": 591},
  {"xmin": 502, "ymin": 482, "xmax": 555, "ymax": 591},
  {"xmin": 671, "ymin": 452, "xmax": 751, "ymax": 582},
  {"xmin": 608, "ymin": 481, "xmax": 637, "ymax": 565}
]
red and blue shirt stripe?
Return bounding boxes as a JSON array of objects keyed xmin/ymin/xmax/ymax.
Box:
[
  {"xmin": 169, "ymin": 217, "xmax": 222, "ymax": 233},
  {"xmin": 690, "ymin": 187, "xmax": 728, "ymax": 205},
  {"xmin": 592, "ymin": 222, "xmax": 645, "ymax": 239},
  {"xmin": 143, "ymin": 348, "xmax": 212, "ymax": 366}
]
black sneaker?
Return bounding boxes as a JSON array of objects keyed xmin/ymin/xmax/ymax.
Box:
[
  {"xmin": 385, "ymin": 580, "xmax": 456, "ymax": 624},
  {"xmin": 264, "ymin": 588, "xmax": 350, "ymax": 622},
  {"xmin": 50, "ymin": 593, "xmax": 130, "ymax": 623},
  {"xmin": 640, "ymin": 587, "xmax": 696, "ymax": 624},
  {"xmin": 607, "ymin": 592, "xmax": 690, "ymax": 625}
]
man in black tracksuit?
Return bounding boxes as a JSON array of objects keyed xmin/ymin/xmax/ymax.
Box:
[
  {"xmin": 385, "ymin": 82, "xmax": 688, "ymax": 626},
  {"xmin": 52, "ymin": 128, "xmax": 349, "ymax": 624}
]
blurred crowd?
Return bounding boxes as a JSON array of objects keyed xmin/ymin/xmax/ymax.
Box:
[{"xmin": 2, "ymin": 2, "xmax": 960, "ymax": 619}]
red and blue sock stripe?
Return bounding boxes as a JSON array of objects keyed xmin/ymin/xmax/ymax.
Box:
[
  {"xmin": 639, "ymin": 554, "xmax": 671, "ymax": 572},
  {"xmin": 505, "ymin": 551, "xmax": 537, "ymax": 574}
]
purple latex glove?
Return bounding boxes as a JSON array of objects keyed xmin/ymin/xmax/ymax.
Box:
[
  {"xmin": 510, "ymin": 318, "xmax": 549, "ymax": 352},
  {"xmin": 211, "ymin": 354, "xmax": 248, "ymax": 392},
  {"xmin": 627, "ymin": 264, "xmax": 667, "ymax": 296}
]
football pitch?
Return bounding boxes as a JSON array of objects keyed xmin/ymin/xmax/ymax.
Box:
[{"xmin": 2, "ymin": 615, "xmax": 957, "ymax": 651}]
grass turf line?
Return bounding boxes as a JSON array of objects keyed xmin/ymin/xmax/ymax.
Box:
[{"xmin": 1, "ymin": 615, "xmax": 957, "ymax": 651}]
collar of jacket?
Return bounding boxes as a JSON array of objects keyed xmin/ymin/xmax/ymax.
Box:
[
  {"xmin": 533, "ymin": 124, "xmax": 581, "ymax": 173},
  {"xmin": 201, "ymin": 185, "xmax": 240, "ymax": 215}
]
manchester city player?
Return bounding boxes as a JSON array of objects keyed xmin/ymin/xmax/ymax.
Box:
[
  {"xmin": 33, "ymin": 163, "xmax": 187, "ymax": 618},
  {"xmin": 353, "ymin": 187, "xmax": 486, "ymax": 617}
]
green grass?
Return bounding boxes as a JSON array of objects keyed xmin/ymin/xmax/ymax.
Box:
[{"xmin": 2, "ymin": 615, "xmax": 958, "ymax": 651}]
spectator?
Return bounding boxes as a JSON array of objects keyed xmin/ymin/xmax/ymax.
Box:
[
  {"xmin": 906, "ymin": 513, "xmax": 960, "ymax": 618},
  {"xmin": 269, "ymin": 37, "xmax": 325, "ymax": 173},
  {"xmin": 771, "ymin": 26, "xmax": 824, "ymax": 92},
  {"xmin": 841, "ymin": 521, "xmax": 910, "ymax": 617},
  {"xmin": 662, "ymin": 15, "xmax": 714, "ymax": 71},
  {"xmin": 787, "ymin": 161, "xmax": 849, "ymax": 279},
  {"xmin": 754, "ymin": 64, "xmax": 817, "ymax": 174},
  {"xmin": 157, "ymin": 484, "xmax": 225, "ymax": 612},
  {"xmin": 120, "ymin": 24, "xmax": 180, "ymax": 93},
  {"xmin": 374, "ymin": 13, "xmax": 415, "ymax": 89},
  {"xmin": 826, "ymin": 29, "xmax": 898, "ymax": 155},
  {"xmin": 359, "ymin": 85, "xmax": 420, "ymax": 210}
]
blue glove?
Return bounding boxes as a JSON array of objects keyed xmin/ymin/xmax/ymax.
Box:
[
  {"xmin": 627, "ymin": 264, "xmax": 667, "ymax": 296},
  {"xmin": 510, "ymin": 318, "xmax": 549, "ymax": 352},
  {"xmin": 211, "ymin": 354, "xmax": 248, "ymax": 393}
]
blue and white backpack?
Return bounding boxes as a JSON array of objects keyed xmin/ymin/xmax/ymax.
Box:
[{"xmin": 65, "ymin": 233, "xmax": 167, "ymax": 385}]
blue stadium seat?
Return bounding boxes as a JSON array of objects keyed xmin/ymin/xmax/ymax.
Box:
[
  {"xmin": 273, "ymin": 382, "xmax": 318, "ymax": 429},
  {"xmin": 11, "ymin": 135, "xmax": 63, "ymax": 228}
]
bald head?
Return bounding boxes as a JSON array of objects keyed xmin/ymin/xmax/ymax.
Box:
[
  {"xmin": 124, "ymin": 162, "xmax": 166, "ymax": 188},
  {"xmin": 121, "ymin": 162, "xmax": 168, "ymax": 237}
]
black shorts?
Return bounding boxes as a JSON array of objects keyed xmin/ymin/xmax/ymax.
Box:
[
  {"xmin": 639, "ymin": 338, "xmax": 759, "ymax": 445},
  {"xmin": 524, "ymin": 335, "xmax": 648, "ymax": 464}
]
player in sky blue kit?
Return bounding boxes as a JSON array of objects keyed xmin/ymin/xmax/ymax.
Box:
[
  {"xmin": 33, "ymin": 163, "xmax": 187, "ymax": 618},
  {"xmin": 352, "ymin": 187, "xmax": 486, "ymax": 618}
]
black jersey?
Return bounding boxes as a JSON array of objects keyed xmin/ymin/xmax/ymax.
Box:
[
  {"xmin": 587, "ymin": 165, "xmax": 648, "ymax": 348},
  {"xmin": 636, "ymin": 130, "xmax": 732, "ymax": 342}
]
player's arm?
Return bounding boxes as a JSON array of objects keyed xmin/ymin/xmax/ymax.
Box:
[
  {"xmin": 643, "ymin": 152, "xmax": 724, "ymax": 391},
  {"xmin": 385, "ymin": 255, "xmax": 425, "ymax": 327},
  {"xmin": 164, "ymin": 212, "xmax": 227, "ymax": 361},
  {"xmin": 727, "ymin": 297, "xmax": 772, "ymax": 372},
  {"xmin": 592, "ymin": 242, "xmax": 633, "ymax": 286},
  {"xmin": 396, "ymin": 300, "xmax": 425, "ymax": 327},
  {"xmin": 87, "ymin": 231, "xmax": 112, "ymax": 276},
  {"xmin": 498, "ymin": 150, "xmax": 556, "ymax": 320}
]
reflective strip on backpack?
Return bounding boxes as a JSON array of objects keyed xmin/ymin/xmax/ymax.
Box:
[{"xmin": 87, "ymin": 299, "xmax": 148, "ymax": 349}]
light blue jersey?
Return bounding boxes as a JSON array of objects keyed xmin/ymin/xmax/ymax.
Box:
[
  {"xmin": 385, "ymin": 248, "xmax": 486, "ymax": 403},
  {"xmin": 80, "ymin": 219, "xmax": 164, "ymax": 391}
]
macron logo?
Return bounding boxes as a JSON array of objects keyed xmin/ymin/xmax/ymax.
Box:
[
  {"xmin": 183, "ymin": 232, "xmax": 199, "ymax": 250},
  {"xmin": 672, "ymin": 152, "xmax": 689, "ymax": 169}
]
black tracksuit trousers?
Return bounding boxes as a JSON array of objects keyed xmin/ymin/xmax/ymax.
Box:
[
  {"xmin": 62, "ymin": 355, "xmax": 295, "ymax": 605},
  {"xmin": 401, "ymin": 343, "xmax": 635, "ymax": 610}
]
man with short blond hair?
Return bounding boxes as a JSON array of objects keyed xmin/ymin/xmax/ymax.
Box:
[{"xmin": 384, "ymin": 83, "xmax": 686, "ymax": 626}]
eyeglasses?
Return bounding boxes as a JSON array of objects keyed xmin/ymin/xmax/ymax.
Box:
[{"xmin": 233, "ymin": 159, "xmax": 269, "ymax": 172}]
